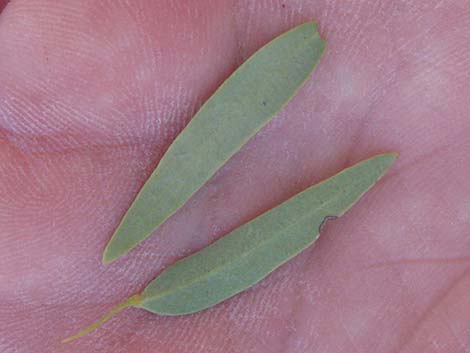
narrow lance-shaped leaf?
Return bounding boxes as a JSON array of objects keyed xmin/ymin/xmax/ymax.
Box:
[
  {"xmin": 64, "ymin": 153, "xmax": 397, "ymax": 342},
  {"xmin": 103, "ymin": 22, "xmax": 326, "ymax": 264}
]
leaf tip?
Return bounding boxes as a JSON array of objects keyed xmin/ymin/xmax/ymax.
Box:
[
  {"xmin": 102, "ymin": 251, "xmax": 116, "ymax": 265},
  {"xmin": 383, "ymin": 151, "xmax": 399, "ymax": 164},
  {"xmin": 370, "ymin": 152, "xmax": 398, "ymax": 179},
  {"xmin": 102, "ymin": 241, "xmax": 122, "ymax": 265}
]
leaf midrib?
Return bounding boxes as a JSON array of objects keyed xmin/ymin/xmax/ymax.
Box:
[{"xmin": 142, "ymin": 190, "xmax": 341, "ymax": 303}]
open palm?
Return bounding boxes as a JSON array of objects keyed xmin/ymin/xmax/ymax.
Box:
[{"xmin": 1, "ymin": 1, "xmax": 469, "ymax": 352}]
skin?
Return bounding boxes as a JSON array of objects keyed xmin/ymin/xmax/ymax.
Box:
[{"xmin": 1, "ymin": 0, "xmax": 469, "ymax": 352}]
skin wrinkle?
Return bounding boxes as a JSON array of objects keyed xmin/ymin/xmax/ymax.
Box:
[
  {"xmin": 274, "ymin": 255, "xmax": 309, "ymax": 353},
  {"xmin": 442, "ymin": 303, "xmax": 470, "ymax": 353},
  {"xmin": 391, "ymin": 270, "xmax": 470, "ymax": 353},
  {"xmin": 285, "ymin": 241, "xmax": 336, "ymax": 352},
  {"xmin": 1, "ymin": 1, "xmax": 219, "ymax": 148},
  {"xmin": 337, "ymin": 319, "xmax": 361, "ymax": 353},
  {"xmin": 335, "ymin": 1, "xmax": 378, "ymax": 63},
  {"xmin": 317, "ymin": 257, "xmax": 365, "ymax": 353},
  {"xmin": 369, "ymin": 257, "xmax": 470, "ymax": 269},
  {"xmin": 340, "ymin": 8, "xmax": 445, "ymax": 164},
  {"xmin": 2, "ymin": 132, "xmax": 146, "ymax": 157},
  {"xmin": 382, "ymin": 142, "xmax": 459, "ymax": 181},
  {"xmin": 388, "ymin": 176, "xmax": 427, "ymax": 245}
]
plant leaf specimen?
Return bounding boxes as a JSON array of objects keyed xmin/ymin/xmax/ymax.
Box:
[
  {"xmin": 64, "ymin": 153, "xmax": 396, "ymax": 342},
  {"xmin": 103, "ymin": 22, "xmax": 326, "ymax": 264}
]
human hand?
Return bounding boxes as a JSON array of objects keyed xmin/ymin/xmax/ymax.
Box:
[{"xmin": 1, "ymin": 1, "xmax": 469, "ymax": 352}]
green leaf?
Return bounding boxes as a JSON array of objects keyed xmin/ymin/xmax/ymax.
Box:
[
  {"xmin": 103, "ymin": 22, "xmax": 327, "ymax": 264},
  {"xmin": 137, "ymin": 153, "xmax": 396, "ymax": 314},
  {"xmin": 64, "ymin": 153, "xmax": 396, "ymax": 342}
]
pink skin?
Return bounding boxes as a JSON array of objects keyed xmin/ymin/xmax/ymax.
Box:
[{"xmin": 1, "ymin": 1, "xmax": 469, "ymax": 352}]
